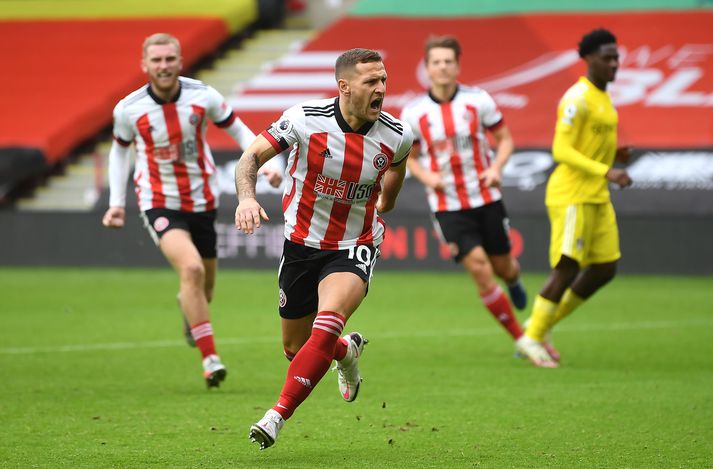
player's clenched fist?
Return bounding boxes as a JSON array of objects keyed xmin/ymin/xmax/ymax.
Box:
[
  {"xmin": 235, "ymin": 198, "xmax": 269, "ymax": 235},
  {"xmin": 102, "ymin": 206, "xmax": 125, "ymax": 228}
]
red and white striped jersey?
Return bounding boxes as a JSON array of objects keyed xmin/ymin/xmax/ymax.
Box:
[
  {"xmin": 111, "ymin": 77, "xmax": 254, "ymax": 212},
  {"xmin": 400, "ymin": 85, "xmax": 504, "ymax": 213},
  {"xmin": 262, "ymin": 97, "xmax": 413, "ymax": 250}
]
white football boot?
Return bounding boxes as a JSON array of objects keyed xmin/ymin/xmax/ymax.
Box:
[
  {"xmin": 522, "ymin": 318, "xmax": 561, "ymax": 363},
  {"xmin": 335, "ymin": 332, "xmax": 368, "ymax": 402},
  {"xmin": 515, "ymin": 335, "xmax": 558, "ymax": 368},
  {"xmin": 249, "ymin": 409, "xmax": 285, "ymax": 450},
  {"xmin": 202, "ymin": 354, "xmax": 227, "ymax": 388}
]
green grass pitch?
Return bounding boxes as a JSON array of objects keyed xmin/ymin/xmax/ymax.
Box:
[{"xmin": 1, "ymin": 267, "xmax": 712, "ymax": 468}]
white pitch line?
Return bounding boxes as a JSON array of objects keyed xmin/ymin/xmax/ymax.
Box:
[
  {"xmin": 2, "ymin": 318, "xmax": 712, "ymax": 355},
  {"xmin": 0, "ymin": 335, "xmax": 279, "ymax": 355}
]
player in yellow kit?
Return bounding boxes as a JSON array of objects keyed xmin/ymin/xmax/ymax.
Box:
[{"xmin": 516, "ymin": 28, "xmax": 633, "ymax": 368}]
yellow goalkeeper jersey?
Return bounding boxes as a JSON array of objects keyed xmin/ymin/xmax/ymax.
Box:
[{"xmin": 546, "ymin": 76, "xmax": 618, "ymax": 205}]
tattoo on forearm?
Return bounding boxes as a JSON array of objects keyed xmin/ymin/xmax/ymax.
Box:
[{"xmin": 236, "ymin": 152, "xmax": 260, "ymax": 201}]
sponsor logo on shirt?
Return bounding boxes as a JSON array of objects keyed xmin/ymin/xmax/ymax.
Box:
[
  {"xmin": 591, "ymin": 123, "xmax": 616, "ymax": 135},
  {"xmin": 432, "ymin": 135, "xmax": 474, "ymax": 154},
  {"xmin": 314, "ymin": 174, "xmax": 374, "ymax": 204},
  {"xmin": 154, "ymin": 140, "xmax": 198, "ymax": 163}
]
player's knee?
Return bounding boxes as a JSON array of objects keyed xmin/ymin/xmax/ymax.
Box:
[
  {"xmin": 282, "ymin": 339, "xmax": 304, "ymax": 359},
  {"xmin": 493, "ymin": 257, "xmax": 520, "ymax": 282},
  {"xmin": 283, "ymin": 347, "xmax": 297, "ymax": 362},
  {"xmin": 464, "ymin": 253, "xmax": 490, "ymax": 275},
  {"xmin": 554, "ymin": 257, "xmax": 579, "ymax": 283},
  {"xmin": 181, "ymin": 262, "xmax": 205, "ymax": 285},
  {"xmin": 466, "ymin": 261, "xmax": 492, "ymax": 286},
  {"xmin": 597, "ymin": 262, "xmax": 618, "ymax": 284}
]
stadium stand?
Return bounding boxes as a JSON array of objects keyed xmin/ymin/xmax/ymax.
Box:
[
  {"xmin": 0, "ymin": 0, "xmax": 258, "ymax": 201},
  {"xmin": 222, "ymin": 5, "xmax": 713, "ymax": 150}
]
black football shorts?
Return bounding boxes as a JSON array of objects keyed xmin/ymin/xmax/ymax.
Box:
[
  {"xmin": 277, "ymin": 239, "xmax": 379, "ymax": 319},
  {"xmin": 141, "ymin": 208, "xmax": 217, "ymax": 258},
  {"xmin": 433, "ymin": 200, "xmax": 512, "ymax": 262}
]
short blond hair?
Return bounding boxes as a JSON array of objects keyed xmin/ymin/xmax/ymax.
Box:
[{"xmin": 142, "ymin": 33, "xmax": 181, "ymax": 58}]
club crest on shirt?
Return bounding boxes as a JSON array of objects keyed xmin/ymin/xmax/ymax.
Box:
[
  {"xmin": 189, "ymin": 113, "xmax": 201, "ymax": 126},
  {"xmin": 372, "ymin": 153, "xmax": 388, "ymax": 171},
  {"xmin": 153, "ymin": 216, "xmax": 170, "ymax": 232}
]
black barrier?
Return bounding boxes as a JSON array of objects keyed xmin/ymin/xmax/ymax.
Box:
[
  {"xmin": 3, "ymin": 150, "xmax": 712, "ymax": 274},
  {"xmin": 1, "ymin": 207, "xmax": 712, "ymax": 274},
  {"xmin": 0, "ymin": 147, "xmax": 49, "ymax": 200}
]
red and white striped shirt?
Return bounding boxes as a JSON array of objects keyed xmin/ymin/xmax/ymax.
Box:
[
  {"xmin": 400, "ymin": 85, "xmax": 503, "ymax": 213},
  {"xmin": 262, "ymin": 97, "xmax": 413, "ymax": 250},
  {"xmin": 109, "ymin": 77, "xmax": 254, "ymax": 212}
]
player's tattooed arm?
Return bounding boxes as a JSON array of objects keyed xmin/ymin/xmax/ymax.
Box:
[
  {"xmin": 235, "ymin": 135, "xmax": 278, "ymax": 234},
  {"xmin": 236, "ymin": 152, "xmax": 260, "ymax": 201},
  {"xmin": 235, "ymin": 151, "xmax": 267, "ymax": 234},
  {"xmin": 234, "ymin": 133, "xmax": 279, "ymax": 203}
]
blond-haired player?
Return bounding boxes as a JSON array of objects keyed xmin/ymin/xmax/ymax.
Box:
[{"xmin": 103, "ymin": 33, "xmax": 282, "ymax": 386}]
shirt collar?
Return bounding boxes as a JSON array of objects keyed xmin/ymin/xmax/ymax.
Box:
[{"xmin": 334, "ymin": 97, "xmax": 375, "ymax": 135}]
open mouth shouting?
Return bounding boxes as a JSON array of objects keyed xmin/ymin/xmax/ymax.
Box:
[{"xmin": 370, "ymin": 97, "xmax": 383, "ymax": 113}]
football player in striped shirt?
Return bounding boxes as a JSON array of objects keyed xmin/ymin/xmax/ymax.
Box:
[
  {"xmin": 400, "ymin": 36, "xmax": 528, "ymax": 351},
  {"xmin": 516, "ymin": 29, "xmax": 632, "ymax": 368},
  {"xmin": 102, "ymin": 33, "xmax": 282, "ymax": 387},
  {"xmin": 235, "ymin": 48, "xmax": 413, "ymax": 449}
]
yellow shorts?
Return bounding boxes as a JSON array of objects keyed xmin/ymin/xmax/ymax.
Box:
[{"xmin": 547, "ymin": 202, "xmax": 621, "ymax": 268}]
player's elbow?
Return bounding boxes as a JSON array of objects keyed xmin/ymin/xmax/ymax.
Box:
[
  {"xmin": 499, "ymin": 132, "xmax": 514, "ymax": 151},
  {"xmin": 377, "ymin": 197, "xmax": 396, "ymax": 213},
  {"xmin": 551, "ymin": 139, "xmax": 571, "ymax": 163}
]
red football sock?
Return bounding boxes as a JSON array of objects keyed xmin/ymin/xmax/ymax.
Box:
[
  {"xmin": 285, "ymin": 337, "xmax": 345, "ymax": 362},
  {"xmin": 480, "ymin": 285, "xmax": 523, "ymax": 340},
  {"xmin": 191, "ymin": 321, "xmax": 217, "ymax": 358},
  {"xmin": 272, "ymin": 311, "xmax": 345, "ymax": 420},
  {"xmin": 333, "ymin": 336, "xmax": 348, "ymax": 361}
]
